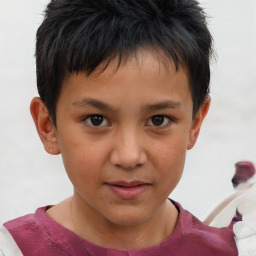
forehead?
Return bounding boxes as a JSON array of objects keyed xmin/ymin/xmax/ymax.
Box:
[{"xmin": 59, "ymin": 49, "xmax": 192, "ymax": 112}]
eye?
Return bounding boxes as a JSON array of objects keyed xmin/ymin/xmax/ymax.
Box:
[
  {"xmin": 84, "ymin": 115, "xmax": 109, "ymax": 127},
  {"xmin": 146, "ymin": 115, "xmax": 172, "ymax": 127}
]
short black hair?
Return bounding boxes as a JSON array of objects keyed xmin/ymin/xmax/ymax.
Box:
[{"xmin": 36, "ymin": 0, "xmax": 213, "ymax": 124}]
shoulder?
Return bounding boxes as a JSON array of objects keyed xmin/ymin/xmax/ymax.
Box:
[
  {"xmin": 171, "ymin": 200, "xmax": 238, "ymax": 256},
  {"xmin": 3, "ymin": 211, "xmax": 43, "ymax": 253},
  {"xmin": 204, "ymin": 182, "xmax": 256, "ymax": 255},
  {"xmin": 1, "ymin": 207, "xmax": 71, "ymax": 256}
]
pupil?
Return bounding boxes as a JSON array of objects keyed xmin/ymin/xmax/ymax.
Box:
[
  {"xmin": 91, "ymin": 115, "xmax": 103, "ymax": 126},
  {"xmin": 152, "ymin": 116, "xmax": 164, "ymax": 126}
]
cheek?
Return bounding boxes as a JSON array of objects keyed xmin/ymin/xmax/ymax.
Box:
[
  {"xmin": 59, "ymin": 138, "xmax": 108, "ymax": 185},
  {"xmin": 151, "ymin": 136, "xmax": 188, "ymax": 186},
  {"xmin": 152, "ymin": 133, "xmax": 188, "ymax": 164}
]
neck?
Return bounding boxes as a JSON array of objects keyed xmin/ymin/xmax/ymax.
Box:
[{"xmin": 71, "ymin": 194, "xmax": 178, "ymax": 250}]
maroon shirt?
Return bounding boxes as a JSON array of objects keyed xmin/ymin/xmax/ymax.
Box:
[{"xmin": 4, "ymin": 201, "xmax": 238, "ymax": 256}]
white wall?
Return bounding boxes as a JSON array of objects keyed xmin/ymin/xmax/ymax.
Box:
[{"xmin": 0, "ymin": 0, "xmax": 256, "ymax": 224}]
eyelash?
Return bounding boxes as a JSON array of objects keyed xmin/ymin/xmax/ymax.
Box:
[
  {"xmin": 82, "ymin": 114, "xmax": 173, "ymax": 128},
  {"xmin": 83, "ymin": 115, "xmax": 110, "ymax": 127},
  {"xmin": 146, "ymin": 115, "xmax": 173, "ymax": 128}
]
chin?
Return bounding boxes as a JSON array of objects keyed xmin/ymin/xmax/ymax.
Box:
[{"xmin": 106, "ymin": 208, "xmax": 151, "ymax": 227}]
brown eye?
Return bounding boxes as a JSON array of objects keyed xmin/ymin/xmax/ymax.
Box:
[
  {"xmin": 85, "ymin": 115, "xmax": 109, "ymax": 127},
  {"xmin": 147, "ymin": 115, "xmax": 171, "ymax": 127},
  {"xmin": 151, "ymin": 115, "xmax": 164, "ymax": 126}
]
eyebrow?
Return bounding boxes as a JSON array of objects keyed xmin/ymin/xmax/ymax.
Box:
[
  {"xmin": 72, "ymin": 98, "xmax": 116, "ymax": 112},
  {"xmin": 72, "ymin": 98, "xmax": 181, "ymax": 112},
  {"xmin": 145, "ymin": 100, "xmax": 181, "ymax": 111}
]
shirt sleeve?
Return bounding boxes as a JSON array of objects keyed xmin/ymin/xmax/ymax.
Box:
[
  {"xmin": 235, "ymin": 235, "xmax": 256, "ymax": 256},
  {"xmin": 0, "ymin": 226, "xmax": 23, "ymax": 256},
  {"xmin": 233, "ymin": 184, "xmax": 256, "ymax": 256},
  {"xmin": 233, "ymin": 210, "xmax": 256, "ymax": 256}
]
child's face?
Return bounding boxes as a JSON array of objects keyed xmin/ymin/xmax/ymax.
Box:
[{"xmin": 42, "ymin": 49, "xmax": 208, "ymax": 226}]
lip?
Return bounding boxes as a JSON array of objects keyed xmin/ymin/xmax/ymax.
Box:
[{"xmin": 105, "ymin": 181, "xmax": 150, "ymax": 200}]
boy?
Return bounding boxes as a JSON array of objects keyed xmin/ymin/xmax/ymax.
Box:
[{"xmin": 0, "ymin": 0, "xmax": 239, "ymax": 255}]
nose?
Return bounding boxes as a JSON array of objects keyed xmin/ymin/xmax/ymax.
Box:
[{"xmin": 110, "ymin": 128, "xmax": 147, "ymax": 170}]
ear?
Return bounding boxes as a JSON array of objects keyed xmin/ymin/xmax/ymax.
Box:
[
  {"xmin": 30, "ymin": 97, "xmax": 60, "ymax": 155},
  {"xmin": 187, "ymin": 97, "xmax": 210, "ymax": 150}
]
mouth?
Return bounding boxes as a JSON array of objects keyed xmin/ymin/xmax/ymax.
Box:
[{"xmin": 105, "ymin": 181, "xmax": 151, "ymax": 200}]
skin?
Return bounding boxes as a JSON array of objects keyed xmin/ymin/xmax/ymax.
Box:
[{"xmin": 30, "ymin": 49, "xmax": 210, "ymax": 250}]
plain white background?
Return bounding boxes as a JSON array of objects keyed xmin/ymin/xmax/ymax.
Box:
[{"xmin": 0, "ymin": 0, "xmax": 256, "ymax": 224}]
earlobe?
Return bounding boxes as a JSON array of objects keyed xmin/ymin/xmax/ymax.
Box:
[
  {"xmin": 187, "ymin": 97, "xmax": 210, "ymax": 150},
  {"xmin": 30, "ymin": 97, "xmax": 60, "ymax": 155}
]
